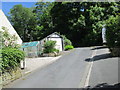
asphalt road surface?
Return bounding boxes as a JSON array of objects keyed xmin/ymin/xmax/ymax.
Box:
[
  {"xmin": 88, "ymin": 47, "xmax": 119, "ymax": 88},
  {"xmin": 3, "ymin": 47, "xmax": 119, "ymax": 88}
]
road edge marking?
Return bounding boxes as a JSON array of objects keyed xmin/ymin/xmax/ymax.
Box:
[
  {"xmin": 84, "ymin": 48, "xmax": 97, "ymax": 87},
  {"xmin": 78, "ymin": 47, "xmax": 97, "ymax": 88},
  {"xmin": 84, "ymin": 61, "xmax": 93, "ymax": 87}
]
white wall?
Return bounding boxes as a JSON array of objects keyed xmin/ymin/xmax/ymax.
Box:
[{"xmin": 0, "ymin": 9, "xmax": 22, "ymax": 45}]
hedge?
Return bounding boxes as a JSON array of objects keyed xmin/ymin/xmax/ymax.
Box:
[
  {"xmin": 106, "ymin": 16, "xmax": 120, "ymax": 57},
  {"xmin": 1, "ymin": 47, "xmax": 25, "ymax": 72}
]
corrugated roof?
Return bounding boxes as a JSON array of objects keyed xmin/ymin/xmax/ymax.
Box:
[{"xmin": 22, "ymin": 41, "xmax": 39, "ymax": 48}]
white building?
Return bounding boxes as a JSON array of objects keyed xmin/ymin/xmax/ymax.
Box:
[
  {"xmin": 0, "ymin": 9, "xmax": 22, "ymax": 45},
  {"xmin": 40, "ymin": 32, "xmax": 64, "ymax": 51}
]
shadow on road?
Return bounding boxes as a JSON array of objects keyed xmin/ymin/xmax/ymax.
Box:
[
  {"xmin": 85, "ymin": 53, "xmax": 113, "ymax": 62},
  {"xmin": 91, "ymin": 46, "xmax": 107, "ymax": 50},
  {"xmin": 84, "ymin": 83, "xmax": 120, "ymax": 90}
]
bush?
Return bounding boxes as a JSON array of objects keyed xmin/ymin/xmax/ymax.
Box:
[
  {"xmin": 1, "ymin": 47, "xmax": 25, "ymax": 72},
  {"xmin": 106, "ymin": 16, "xmax": 120, "ymax": 56},
  {"xmin": 1, "ymin": 26, "xmax": 21, "ymax": 48},
  {"xmin": 43, "ymin": 40, "xmax": 56, "ymax": 53},
  {"xmin": 64, "ymin": 45, "xmax": 74, "ymax": 51},
  {"xmin": 61, "ymin": 35, "xmax": 72, "ymax": 46},
  {"xmin": 64, "ymin": 39, "xmax": 72, "ymax": 46},
  {"xmin": 53, "ymin": 48, "xmax": 59, "ymax": 53}
]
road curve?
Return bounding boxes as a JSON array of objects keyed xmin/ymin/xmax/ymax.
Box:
[{"xmin": 5, "ymin": 47, "xmax": 92, "ymax": 88}]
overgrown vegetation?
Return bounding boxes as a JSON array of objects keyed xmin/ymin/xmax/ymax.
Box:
[
  {"xmin": 0, "ymin": 27, "xmax": 25, "ymax": 73},
  {"xmin": 9, "ymin": 2, "xmax": 120, "ymax": 47},
  {"xmin": 65, "ymin": 45, "xmax": 74, "ymax": 51},
  {"xmin": 43, "ymin": 40, "xmax": 57, "ymax": 53},
  {"xmin": 106, "ymin": 16, "xmax": 120, "ymax": 57},
  {"xmin": 61, "ymin": 35, "xmax": 72, "ymax": 46},
  {"xmin": 1, "ymin": 26, "xmax": 21, "ymax": 48},
  {"xmin": 61, "ymin": 35, "xmax": 74, "ymax": 50},
  {"xmin": 1, "ymin": 47, "xmax": 25, "ymax": 72}
]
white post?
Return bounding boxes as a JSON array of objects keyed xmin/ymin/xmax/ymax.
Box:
[
  {"xmin": 102, "ymin": 25, "xmax": 107, "ymax": 44},
  {"xmin": 20, "ymin": 59, "xmax": 25, "ymax": 69}
]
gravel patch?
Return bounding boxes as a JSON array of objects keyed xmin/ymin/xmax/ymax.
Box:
[{"xmin": 22, "ymin": 56, "xmax": 62, "ymax": 74}]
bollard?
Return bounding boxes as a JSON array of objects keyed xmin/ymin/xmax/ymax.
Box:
[{"xmin": 20, "ymin": 59, "xmax": 25, "ymax": 69}]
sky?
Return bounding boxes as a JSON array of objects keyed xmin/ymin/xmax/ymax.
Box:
[
  {"xmin": 1, "ymin": 0, "xmax": 55, "ymax": 16},
  {"xmin": 2, "ymin": 2, "xmax": 36, "ymax": 15}
]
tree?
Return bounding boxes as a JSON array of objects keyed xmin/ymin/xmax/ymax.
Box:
[
  {"xmin": 9, "ymin": 2, "xmax": 120, "ymax": 47},
  {"xmin": 50, "ymin": 2, "xmax": 83, "ymax": 46},
  {"xmin": 105, "ymin": 15, "xmax": 120, "ymax": 56},
  {"xmin": 33, "ymin": 2, "xmax": 54, "ymax": 40},
  {"xmin": 9, "ymin": 4, "xmax": 37, "ymax": 42},
  {"xmin": 50, "ymin": 2, "xmax": 119, "ymax": 47}
]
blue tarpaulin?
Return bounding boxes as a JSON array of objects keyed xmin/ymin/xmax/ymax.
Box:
[{"xmin": 22, "ymin": 41, "xmax": 39, "ymax": 48}]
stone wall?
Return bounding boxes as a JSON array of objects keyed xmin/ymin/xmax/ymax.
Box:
[{"xmin": 1, "ymin": 67, "xmax": 22, "ymax": 86}]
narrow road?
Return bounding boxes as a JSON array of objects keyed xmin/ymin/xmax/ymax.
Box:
[
  {"xmin": 3, "ymin": 46, "xmax": 118, "ymax": 88},
  {"xmin": 5, "ymin": 47, "xmax": 92, "ymax": 88}
]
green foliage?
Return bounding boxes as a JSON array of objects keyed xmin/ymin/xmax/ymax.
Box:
[
  {"xmin": 1, "ymin": 26, "xmax": 21, "ymax": 48},
  {"xmin": 9, "ymin": 4, "xmax": 37, "ymax": 42},
  {"xmin": 106, "ymin": 16, "xmax": 120, "ymax": 47},
  {"xmin": 64, "ymin": 39, "xmax": 72, "ymax": 46},
  {"xmin": 50, "ymin": 2, "xmax": 119, "ymax": 47},
  {"xmin": 8, "ymin": 2, "xmax": 120, "ymax": 47},
  {"xmin": 53, "ymin": 48, "xmax": 59, "ymax": 53},
  {"xmin": 105, "ymin": 15, "xmax": 120, "ymax": 56},
  {"xmin": 33, "ymin": 2, "xmax": 54, "ymax": 40},
  {"xmin": 43, "ymin": 40, "xmax": 56, "ymax": 53},
  {"xmin": 64, "ymin": 45, "xmax": 74, "ymax": 51},
  {"xmin": 1, "ymin": 47, "xmax": 25, "ymax": 72},
  {"xmin": 61, "ymin": 35, "xmax": 72, "ymax": 46}
]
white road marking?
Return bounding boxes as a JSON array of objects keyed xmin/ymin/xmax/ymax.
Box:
[
  {"xmin": 84, "ymin": 48, "xmax": 97, "ymax": 87},
  {"xmin": 78, "ymin": 47, "xmax": 97, "ymax": 88}
]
